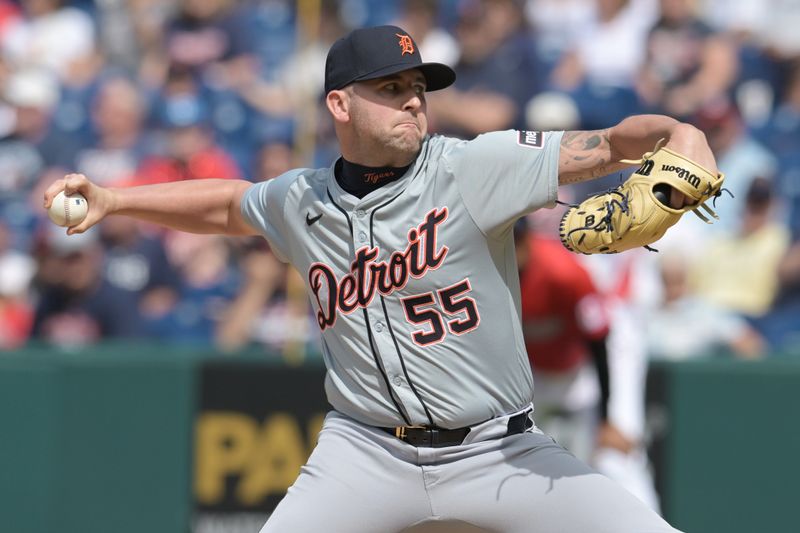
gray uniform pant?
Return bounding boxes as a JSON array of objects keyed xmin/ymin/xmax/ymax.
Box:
[{"xmin": 259, "ymin": 408, "xmax": 681, "ymax": 533}]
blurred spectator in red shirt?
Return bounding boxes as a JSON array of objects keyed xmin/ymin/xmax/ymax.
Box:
[
  {"xmin": 0, "ymin": 220, "xmax": 33, "ymax": 349},
  {"xmin": 515, "ymin": 216, "xmax": 612, "ymax": 461},
  {"xmin": 134, "ymin": 66, "xmax": 241, "ymax": 185}
]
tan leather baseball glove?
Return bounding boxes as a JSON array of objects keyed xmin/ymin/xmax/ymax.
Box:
[{"xmin": 559, "ymin": 139, "xmax": 726, "ymax": 254}]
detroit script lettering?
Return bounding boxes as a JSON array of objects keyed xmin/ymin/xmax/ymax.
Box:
[{"xmin": 308, "ymin": 207, "xmax": 449, "ymax": 330}]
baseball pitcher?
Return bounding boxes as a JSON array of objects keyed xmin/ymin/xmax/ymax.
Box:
[{"xmin": 44, "ymin": 25, "xmax": 722, "ymax": 533}]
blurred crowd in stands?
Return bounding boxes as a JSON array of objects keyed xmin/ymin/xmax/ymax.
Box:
[{"xmin": 1, "ymin": 0, "xmax": 800, "ymax": 361}]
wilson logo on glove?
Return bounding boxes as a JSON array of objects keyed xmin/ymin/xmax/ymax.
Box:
[{"xmin": 661, "ymin": 165, "xmax": 702, "ymax": 188}]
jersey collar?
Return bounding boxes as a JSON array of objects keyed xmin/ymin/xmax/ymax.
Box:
[{"xmin": 327, "ymin": 135, "xmax": 431, "ymax": 211}]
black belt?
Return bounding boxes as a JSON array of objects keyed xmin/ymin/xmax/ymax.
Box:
[{"xmin": 380, "ymin": 410, "xmax": 532, "ymax": 448}]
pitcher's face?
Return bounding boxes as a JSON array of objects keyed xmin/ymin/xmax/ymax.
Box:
[{"xmin": 348, "ymin": 69, "xmax": 428, "ymax": 163}]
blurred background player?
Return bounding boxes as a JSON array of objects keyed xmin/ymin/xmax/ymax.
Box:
[
  {"xmin": 516, "ymin": 213, "xmax": 662, "ymax": 511},
  {"xmin": 514, "ymin": 215, "xmax": 611, "ymax": 462}
]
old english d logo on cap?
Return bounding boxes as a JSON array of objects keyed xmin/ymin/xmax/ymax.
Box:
[
  {"xmin": 396, "ymin": 33, "xmax": 415, "ymax": 56},
  {"xmin": 324, "ymin": 25, "xmax": 455, "ymax": 93}
]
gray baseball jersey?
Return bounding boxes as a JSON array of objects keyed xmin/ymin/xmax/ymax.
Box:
[
  {"xmin": 242, "ymin": 130, "xmax": 561, "ymax": 429},
  {"xmin": 243, "ymin": 130, "xmax": 681, "ymax": 533}
]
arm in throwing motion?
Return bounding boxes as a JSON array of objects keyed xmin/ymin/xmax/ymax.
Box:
[{"xmin": 42, "ymin": 174, "xmax": 258, "ymax": 236}]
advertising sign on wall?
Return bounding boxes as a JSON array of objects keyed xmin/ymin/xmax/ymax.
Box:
[{"xmin": 193, "ymin": 360, "xmax": 328, "ymax": 533}]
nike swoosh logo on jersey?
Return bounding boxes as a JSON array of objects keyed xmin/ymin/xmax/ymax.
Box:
[{"xmin": 306, "ymin": 212, "xmax": 323, "ymax": 226}]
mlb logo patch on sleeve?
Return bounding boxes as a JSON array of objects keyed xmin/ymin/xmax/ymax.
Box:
[{"xmin": 517, "ymin": 130, "xmax": 544, "ymax": 149}]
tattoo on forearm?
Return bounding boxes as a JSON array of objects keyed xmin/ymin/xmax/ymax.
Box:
[{"xmin": 559, "ymin": 130, "xmax": 623, "ymax": 184}]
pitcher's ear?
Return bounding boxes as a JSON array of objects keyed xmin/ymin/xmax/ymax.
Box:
[{"xmin": 326, "ymin": 89, "xmax": 351, "ymax": 123}]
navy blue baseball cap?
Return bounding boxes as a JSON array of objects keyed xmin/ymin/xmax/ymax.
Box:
[{"xmin": 324, "ymin": 25, "xmax": 456, "ymax": 94}]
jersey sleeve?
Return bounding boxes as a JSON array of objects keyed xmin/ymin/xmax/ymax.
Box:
[
  {"xmin": 445, "ymin": 129, "xmax": 563, "ymax": 238},
  {"xmin": 240, "ymin": 172, "xmax": 297, "ymax": 263}
]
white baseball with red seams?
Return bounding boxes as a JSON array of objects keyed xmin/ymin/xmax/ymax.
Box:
[{"xmin": 48, "ymin": 191, "xmax": 88, "ymax": 227}]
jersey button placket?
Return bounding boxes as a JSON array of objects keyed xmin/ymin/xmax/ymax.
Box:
[
  {"xmin": 371, "ymin": 310, "xmax": 425, "ymax": 420},
  {"xmin": 353, "ymin": 209, "xmax": 425, "ymax": 422},
  {"xmin": 351, "ymin": 209, "xmax": 367, "ymax": 247}
]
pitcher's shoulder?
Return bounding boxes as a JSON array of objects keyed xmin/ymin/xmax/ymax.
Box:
[
  {"xmin": 253, "ymin": 166, "xmax": 333, "ymax": 191},
  {"xmin": 427, "ymin": 133, "xmax": 461, "ymax": 154}
]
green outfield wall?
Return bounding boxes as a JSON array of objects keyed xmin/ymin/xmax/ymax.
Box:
[
  {"xmin": 0, "ymin": 344, "xmax": 200, "ymax": 533},
  {"xmin": 647, "ymin": 357, "xmax": 800, "ymax": 533},
  {"xmin": 1, "ymin": 345, "xmax": 797, "ymax": 533}
]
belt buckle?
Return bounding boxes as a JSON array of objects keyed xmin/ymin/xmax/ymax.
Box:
[{"xmin": 395, "ymin": 425, "xmax": 425, "ymax": 440}]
